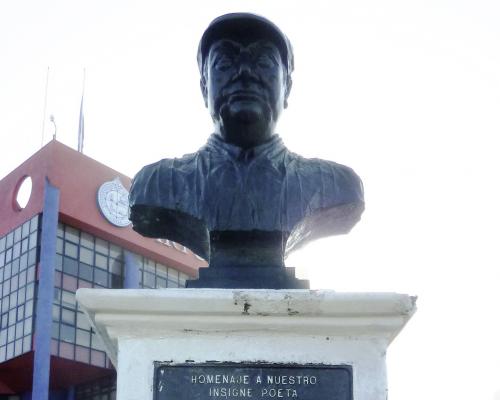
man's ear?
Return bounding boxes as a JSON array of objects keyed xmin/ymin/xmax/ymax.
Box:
[
  {"xmin": 284, "ymin": 77, "xmax": 292, "ymax": 109},
  {"xmin": 200, "ymin": 77, "xmax": 208, "ymax": 108}
]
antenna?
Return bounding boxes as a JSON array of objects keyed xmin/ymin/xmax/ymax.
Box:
[{"xmin": 41, "ymin": 67, "xmax": 50, "ymax": 147}]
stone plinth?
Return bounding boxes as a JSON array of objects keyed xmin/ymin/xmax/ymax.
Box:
[{"xmin": 76, "ymin": 289, "xmax": 416, "ymax": 400}]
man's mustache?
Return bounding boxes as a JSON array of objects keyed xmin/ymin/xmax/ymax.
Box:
[
  {"xmin": 214, "ymin": 91, "xmax": 267, "ymax": 117},
  {"xmin": 219, "ymin": 80, "xmax": 269, "ymax": 102}
]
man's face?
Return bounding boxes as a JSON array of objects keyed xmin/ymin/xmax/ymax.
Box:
[{"xmin": 202, "ymin": 38, "xmax": 289, "ymax": 145}]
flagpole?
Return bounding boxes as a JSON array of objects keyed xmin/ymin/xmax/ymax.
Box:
[
  {"xmin": 41, "ymin": 66, "xmax": 50, "ymax": 147},
  {"xmin": 78, "ymin": 68, "xmax": 86, "ymax": 153},
  {"xmin": 82, "ymin": 68, "xmax": 86, "ymax": 97}
]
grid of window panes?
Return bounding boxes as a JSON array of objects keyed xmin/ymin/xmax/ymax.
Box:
[
  {"xmin": 139, "ymin": 257, "xmax": 189, "ymax": 288},
  {"xmin": 75, "ymin": 375, "xmax": 116, "ymax": 400},
  {"xmin": 0, "ymin": 215, "xmax": 39, "ymax": 362},
  {"xmin": 52, "ymin": 223, "xmax": 123, "ymax": 367}
]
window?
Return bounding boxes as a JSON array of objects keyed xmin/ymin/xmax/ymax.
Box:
[
  {"xmin": 0, "ymin": 215, "xmax": 38, "ymax": 362},
  {"xmin": 139, "ymin": 257, "xmax": 187, "ymax": 289},
  {"xmin": 75, "ymin": 376, "xmax": 116, "ymax": 400},
  {"xmin": 52, "ymin": 223, "xmax": 126, "ymax": 368},
  {"xmin": 50, "ymin": 222, "xmax": 188, "ymax": 370}
]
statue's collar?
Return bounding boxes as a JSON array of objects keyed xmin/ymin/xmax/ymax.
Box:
[{"xmin": 205, "ymin": 134, "xmax": 285, "ymax": 161}]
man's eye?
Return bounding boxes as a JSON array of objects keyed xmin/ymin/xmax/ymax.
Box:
[
  {"xmin": 256, "ymin": 56, "xmax": 275, "ymax": 68},
  {"xmin": 215, "ymin": 56, "xmax": 233, "ymax": 70}
]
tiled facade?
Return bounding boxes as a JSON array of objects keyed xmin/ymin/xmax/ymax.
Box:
[
  {"xmin": 0, "ymin": 141, "xmax": 205, "ymax": 399},
  {"xmin": 50, "ymin": 222, "xmax": 189, "ymax": 369},
  {"xmin": 0, "ymin": 216, "xmax": 192, "ymax": 398},
  {"xmin": 139, "ymin": 254, "xmax": 189, "ymax": 289},
  {"xmin": 75, "ymin": 376, "xmax": 116, "ymax": 400},
  {"xmin": 52, "ymin": 222, "xmax": 122, "ymax": 368},
  {"xmin": 0, "ymin": 215, "xmax": 38, "ymax": 363}
]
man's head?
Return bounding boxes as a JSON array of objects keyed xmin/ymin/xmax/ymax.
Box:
[{"xmin": 198, "ymin": 13, "xmax": 294, "ymax": 148}]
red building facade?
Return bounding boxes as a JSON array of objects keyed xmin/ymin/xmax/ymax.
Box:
[{"xmin": 0, "ymin": 141, "xmax": 205, "ymax": 399}]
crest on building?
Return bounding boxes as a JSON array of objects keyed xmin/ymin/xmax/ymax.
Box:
[{"xmin": 97, "ymin": 178, "xmax": 131, "ymax": 227}]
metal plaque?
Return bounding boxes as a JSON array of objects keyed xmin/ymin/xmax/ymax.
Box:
[{"xmin": 154, "ymin": 363, "xmax": 352, "ymax": 400}]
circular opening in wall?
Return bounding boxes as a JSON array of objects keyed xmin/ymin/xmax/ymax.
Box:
[{"xmin": 14, "ymin": 175, "xmax": 33, "ymax": 210}]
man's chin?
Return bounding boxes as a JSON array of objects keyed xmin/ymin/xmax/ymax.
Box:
[{"xmin": 221, "ymin": 101, "xmax": 270, "ymax": 125}]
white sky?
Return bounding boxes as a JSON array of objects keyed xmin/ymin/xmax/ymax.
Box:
[{"xmin": 1, "ymin": 0, "xmax": 500, "ymax": 398}]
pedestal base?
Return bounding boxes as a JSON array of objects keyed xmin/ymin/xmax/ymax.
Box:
[
  {"xmin": 76, "ymin": 289, "xmax": 416, "ymax": 400},
  {"xmin": 187, "ymin": 266, "xmax": 309, "ymax": 289}
]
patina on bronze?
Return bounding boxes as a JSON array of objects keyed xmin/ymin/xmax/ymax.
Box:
[
  {"xmin": 154, "ymin": 363, "xmax": 353, "ymax": 400},
  {"xmin": 129, "ymin": 13, "xmax": 364, "ymax": 289}
]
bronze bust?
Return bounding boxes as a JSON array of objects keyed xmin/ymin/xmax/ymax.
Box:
[{"xmin": 129, "ymin": 13, "xmax": 364, "ymax": 288}]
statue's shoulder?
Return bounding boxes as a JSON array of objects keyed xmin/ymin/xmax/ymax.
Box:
[
  {"xmin": 286, "ymin": 150, "xmax": 361, "ymax": 182},
  {"xmin": 284, "ymin": 150, "xmax": 364, "ymax": 205},
  {"xmin": 129, "ymin": 152, "xmax": 209, "ymax": 260},
  {"xmin": 130, "ymin": 152, "xmax": 200, "ymax": 204},
  {"xmin": 134, "ymin": 152, "xmax": 200, "ymax": 180},
  {"xmin": 319, "ymin": 158, "xmax": 362, "ymax": 185},
  {"xmin": 283, "ymin": 152, "xmax": 365, "ymax": 254}
]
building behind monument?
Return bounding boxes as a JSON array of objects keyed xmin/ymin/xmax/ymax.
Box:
[{"xmin": 0, "ymin": 140, "xmax": 205, "ymax": 399}]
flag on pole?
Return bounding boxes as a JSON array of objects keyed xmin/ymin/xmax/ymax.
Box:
[{"xmin": 77, "ymin": 94, "xmax": 84, "ymax": 153}]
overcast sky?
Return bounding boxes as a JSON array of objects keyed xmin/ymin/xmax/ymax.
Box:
[{"xmin": 1, "ymin": 1, "xmax": 500, "ymax": 399}]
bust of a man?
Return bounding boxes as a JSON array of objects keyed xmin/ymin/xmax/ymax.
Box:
[{"xmin": 129, "ymin": 13, "xmax": 364, "ymax": 288}]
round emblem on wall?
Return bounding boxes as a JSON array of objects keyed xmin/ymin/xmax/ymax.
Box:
[{"xmin": 97, "ymin": 178, "xmax": 131, "ymax": 227}]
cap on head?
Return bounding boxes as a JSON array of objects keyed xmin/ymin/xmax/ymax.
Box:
[{"xmin": 197, "ymin": 13, "xmax": 294, "ymax": 77}]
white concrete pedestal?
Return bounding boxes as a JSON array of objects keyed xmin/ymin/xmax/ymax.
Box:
[{"xmin": 76, "ymin": 289, "xmax": 416, "ymax": 400}]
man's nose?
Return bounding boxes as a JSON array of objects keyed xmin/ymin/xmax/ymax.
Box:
[
  {"xmin": 238, "ymin": 62, "xmax": 252, "ymax": 76},
  {"xmin": 235, "ymin": 54, "xmax": 257, "ymax": 81}
]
